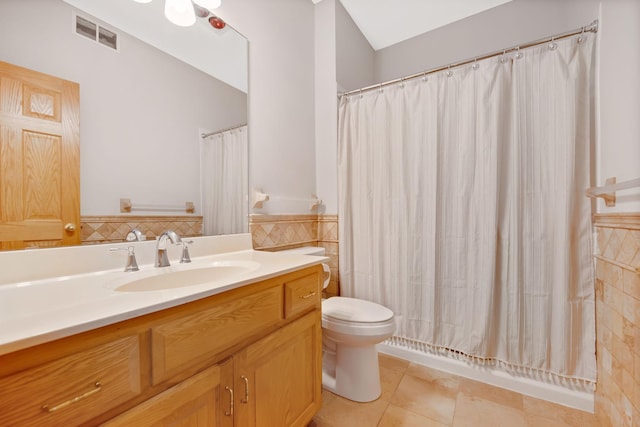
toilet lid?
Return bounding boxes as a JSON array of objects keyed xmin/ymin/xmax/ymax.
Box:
[{"xmin": 322, "ymin": 297, "xmax": 393, "ymax": 323}]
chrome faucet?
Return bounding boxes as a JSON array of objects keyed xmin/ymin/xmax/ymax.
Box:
[
  {"xmin": 180, "ymin": 240, "xmax": 194, "ymax": 264},
  {"xmin": 155, "ymin": 230, "xmax": 182, "ymax": 267},
  {"xmin": 109, "ymin": 246, "xmax": 140, "ymax": 272},
  {"xmin": 125, "ymin": 228, "xmax": 145, "ymax": 242}
]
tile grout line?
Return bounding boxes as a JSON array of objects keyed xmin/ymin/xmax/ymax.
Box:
[{"xmin": 375, "ymin": 399, "xmax": 391, "ymax": 427}]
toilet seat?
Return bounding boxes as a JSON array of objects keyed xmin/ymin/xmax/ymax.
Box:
[
  {"xmin": 322, "ymin": 297, "xmax": 395, "ymax": 338},
  {"xmin": 322, "ymin": 315, "xmax": 395, "ymax": 338},
  {"xmin": 322, "ymin": 297, "xmax": 393, "ymax": 323}
]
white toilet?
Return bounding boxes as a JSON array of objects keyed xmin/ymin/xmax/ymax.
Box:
[{"xmin": 282, "ymin": 247, "xmax": 395, "ymax": 403}]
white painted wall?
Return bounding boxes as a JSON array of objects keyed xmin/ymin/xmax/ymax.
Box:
[
  {"xmin": 218, "ymin": 0, "xmax": 317, "ymax": 215},
  {"xmin": 598, "ymin": 0, "xmax": 640, "ymax": 213},
  {"xmin": 374, "ymin": 0, "xmax": 600, "ymax": 83},
  {"xmin": 315, "ymin": 0, "xmax": 339, "ymax": 215},
  {"xmin": 0, "ymin": 0, "xmax": 247, "ymax": 216},
  {"xmin": 335, "ymin": 0, "xmax": 375, "ymax": 93},
  {"xmin": 311, "ymin": 0, "xmax": 376, "ymax": 215}
]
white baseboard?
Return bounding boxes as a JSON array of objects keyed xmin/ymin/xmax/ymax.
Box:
[{"xmin": 377, "ymin": 343, "xmax": 594, "ymax": 413}]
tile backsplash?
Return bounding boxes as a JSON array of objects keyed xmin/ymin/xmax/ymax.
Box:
[
  {"xmin": 593, "ymin": 213, "xmax": 640, "ymax": 427},
  {"xmin": 81, "ymin": 215, "xmax": 203, "ymax": 244},
  {"xmin": 250, "ymin": 214, "xmax": 340, "ymax": 297},
  {"xmin": 250, "ymin": 214, "xmax": 318, "ymax": 249}
]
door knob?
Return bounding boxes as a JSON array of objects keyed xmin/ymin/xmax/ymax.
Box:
[{"xmin": 64, "ymin": 223, "xmax": 77, "ymax": 232}]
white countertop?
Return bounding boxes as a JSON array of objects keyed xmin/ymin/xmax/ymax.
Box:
[{"xmin": 0, "ymin": 246, "xmax": 328, "ymax": 356}]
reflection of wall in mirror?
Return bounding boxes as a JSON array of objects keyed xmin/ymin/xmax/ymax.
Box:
[{"xmin": 0, "ymin": 0, "xmax": 247, "ymax": 216}]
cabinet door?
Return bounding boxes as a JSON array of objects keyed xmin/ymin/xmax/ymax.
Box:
[
  {"xmin": 234, "ymin": 311, "xmax": 322, "ymax": 427},
  {"xmin": 102, "ymin": 359, "xmax": 234, "ymax": 427}
]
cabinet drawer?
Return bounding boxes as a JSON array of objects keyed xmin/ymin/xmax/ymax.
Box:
[
  {"xmin": 0, "ymin": 335, "xmax": 141, "ymax": 427},
  {"xmin": 151, "ymin": 284, "xmax": 283, "ymax": 384},
  {"xmin": 284, "ymin": 272, "xmax": 321, "ymax": 318}
]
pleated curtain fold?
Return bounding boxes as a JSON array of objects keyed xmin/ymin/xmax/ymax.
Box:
[
  {"xmin": 201, "ymin": 125, "xmax": 248, "ymax": 236},
  {"xmin": 338, "ymin": 34, "xmax": 597, "ymax": 383}
]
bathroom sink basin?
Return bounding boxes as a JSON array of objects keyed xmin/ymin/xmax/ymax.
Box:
[{"xmin": 114, "ymin": 261, "xmax": 260, "ymax": 292}]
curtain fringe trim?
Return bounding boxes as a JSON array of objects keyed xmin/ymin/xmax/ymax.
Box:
[{"xmin": 387, "ymin": 336, "xmax": 596, "ymax": 392}]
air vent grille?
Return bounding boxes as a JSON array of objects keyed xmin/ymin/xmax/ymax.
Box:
[{"xmin": 74, "ymin": 13, "xmax": 119, "ymax": 51}]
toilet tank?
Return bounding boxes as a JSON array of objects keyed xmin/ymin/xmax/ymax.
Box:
[{"xmin": 280, "ymin": 246, "xmax": 326, "ymax": 256}]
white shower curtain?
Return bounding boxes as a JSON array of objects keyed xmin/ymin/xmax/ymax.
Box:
[
  {"xmin": 201, "ymin": 125, "xmax": 248, "ymax": 235},
  {"xmin": 338, "ymin": 34, "xmax": 596, "ymax": 384}
]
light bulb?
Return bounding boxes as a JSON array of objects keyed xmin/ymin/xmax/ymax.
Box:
[
  {"xmin": 193, "ymin": 0, "xmax": 222, "ymax": 9},
  {"xmin": 164, "ymin": 0, "xmax": 196, "ymax": 27}
]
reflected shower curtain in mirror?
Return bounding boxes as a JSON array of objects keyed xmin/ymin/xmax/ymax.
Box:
[
  {"xmin": 201, "ymin": 125, "xmax": 248, "ymax": 235},
  {"xmin": 338, "ymin": 34, "xmax": 596, "ymax": 384}
]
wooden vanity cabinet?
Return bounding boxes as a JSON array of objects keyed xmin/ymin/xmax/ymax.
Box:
[
  {"xmin": 0, "ymin": 264, "xmax": 323, "ymax": 427},
  {"xmin": 103, "ymin": 358, "xmax": 234, "ymax": 427},
  {"xmin": 234, "ymin": 311, "xmax": 321, "ymax": 427}
]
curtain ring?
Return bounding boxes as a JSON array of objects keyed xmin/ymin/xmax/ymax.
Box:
[
  {"xmin": 500, "ymin": 50, "xmax": 508, "ymax": 63},
  {"xmin": 399, "ymin": 77, "xmax": 405, "ymax": 88},
  {"xmin": 548, "ymin": 36, "xmax": 558, "ymax": 51},
  {"xmin": 514, "ymin": 46, "xmax": 523, "ymax": 59},
  {"xmin": 421, "ymin": 72, "xmax": 428, "ymax": 82},
  {"xmin": 358, "ymin": 88, "xmax": 363, "ymax": 98},
  {"xmin": 378, "ymin": 84, "xmax": 383, "ymax": 93},
  {"xmin": 446, "ymin": 65, "xmax": 453, "ymax": 77},
  {"xmin": 472, "ymin": 58, "xmax": 479, "ymax": 70},
  {"xmin": 577, "ymin": 27, "xmax": 585, "ymax": 44}
]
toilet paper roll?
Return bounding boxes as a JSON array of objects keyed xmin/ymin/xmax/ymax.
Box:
[{"xmin": 322, "ymin": 263, "xmax": 331, "ymax": 289}]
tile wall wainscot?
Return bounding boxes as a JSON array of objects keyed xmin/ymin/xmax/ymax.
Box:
[
  {"xmin": 593, "ymin": 213, "xmax": 640, "ymax": 427},
  {"xmin": 81, "ymin": 216, "xmax": 203, "ymax": 244},
  {"xmin": 250, "ymin": 214, "xmax": 340, "ymax": 297}
]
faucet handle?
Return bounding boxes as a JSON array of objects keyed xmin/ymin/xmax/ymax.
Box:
[
  {"xmin": 110, "ymin": 246, "xmax": 140, "ymax": 272},
  {"xmin": 180, "ymin": 240, "xmax": 194, "ymax": 264},
  {"xmin": 125, "ymin": 229, "xmax": 145, "ymax": 242}
]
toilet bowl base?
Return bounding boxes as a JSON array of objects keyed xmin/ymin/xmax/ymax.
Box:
[{"xmin": 322, "ymin": 342, "xmax": 381, "ymax": 403}]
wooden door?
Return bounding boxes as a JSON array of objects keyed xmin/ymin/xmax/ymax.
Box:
[
  {"xmin": 101, "ymin": 359, "xmax": 234, "ymax": 427},
  {"xmin": 0, "ymin": 61, "xmax": 80, "ymax": 250},
  {"xmin": 234, "ymin": 311, "xmax": 322, "ymax": 427}
]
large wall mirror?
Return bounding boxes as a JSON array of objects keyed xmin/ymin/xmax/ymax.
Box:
[{"xmin": 0, "ymin": 0, "xmax": 248, "ymax": 250}]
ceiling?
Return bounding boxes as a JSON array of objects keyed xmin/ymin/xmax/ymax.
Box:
[
  {"xmin": 338, "ymin": 0, "xmax": 513, "ymax": 50},
  {"xmin": 63, "ymin": 0, "xmax": 248, "ymax": 92}
]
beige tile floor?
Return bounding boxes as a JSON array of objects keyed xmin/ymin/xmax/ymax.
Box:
[{"xmin": 311, "ymin": 354, "xmax": 600, "ymax": 427}]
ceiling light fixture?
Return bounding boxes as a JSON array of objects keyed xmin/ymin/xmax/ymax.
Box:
[
  {"xmin": 131, "ymin": 0, "xmax": 222, "ymax": 27},
  {"xmin": 164, "ymin": 0, "xmax": 196, "ymax": 27}
]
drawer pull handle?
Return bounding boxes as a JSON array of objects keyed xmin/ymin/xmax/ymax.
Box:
[
  {"xmin": 300, "ymin": 291, "xmax": 317, "ymax": 299},
  {"xmin": 241, "ymin": 375, "xmax": 249, "ymax": 403},
  {"xmin": 224, "ymin": 386, "xmax": 234, "ymax": 416},
  {"xmin": 41, "ymin": 381, "xmax": 102, "ymax": 413}
]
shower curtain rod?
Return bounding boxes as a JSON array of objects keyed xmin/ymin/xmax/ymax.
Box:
[
  {"xmin": 339, "ymin": 20, "xmax": 598, "ymax": 98},
  {"xmin": 201, "ymin": 123, "xmax": 247, "ymax": 139}
]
